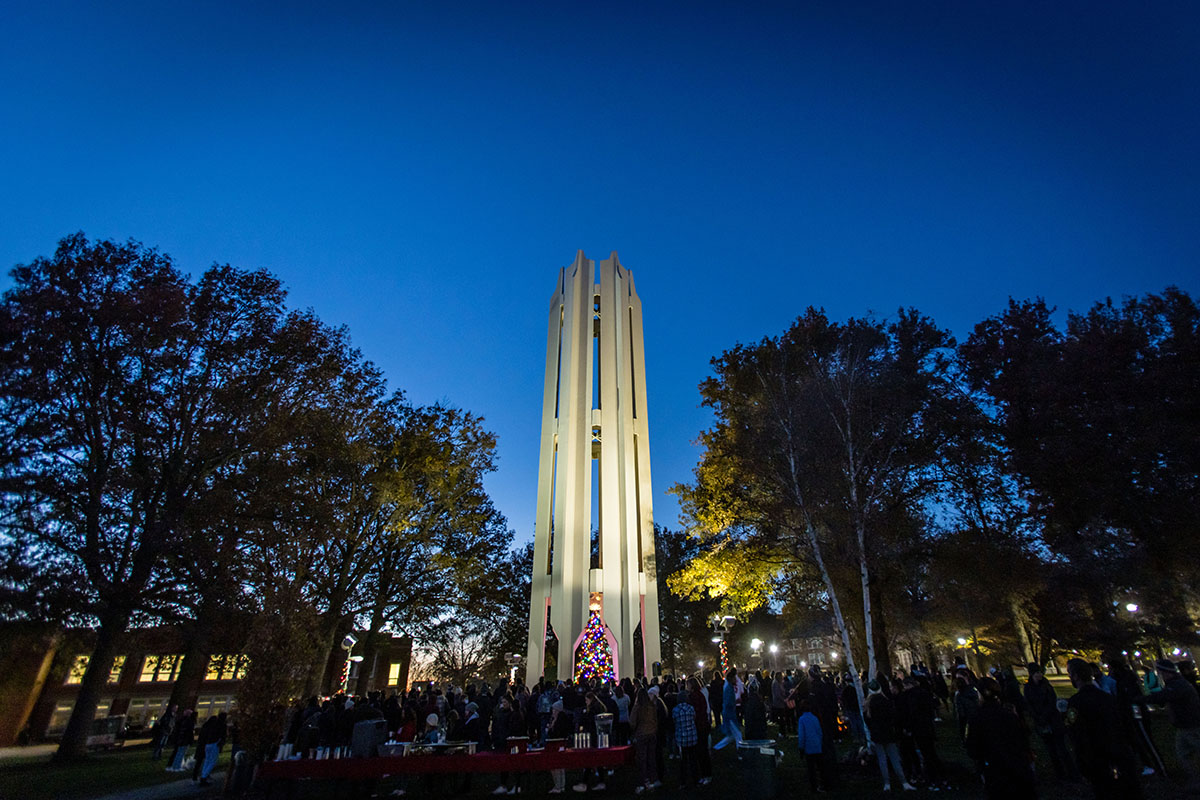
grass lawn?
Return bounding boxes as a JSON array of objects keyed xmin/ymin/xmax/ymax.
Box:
[
  {"xmin": 2, "ymin": 706, "xmax": 1193, "ymax": 799},
  {"xmin": 0, "ymin": 742, "xmax": 208, "ymax": 800}
]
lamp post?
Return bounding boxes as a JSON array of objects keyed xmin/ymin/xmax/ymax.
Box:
[
  {"xmin": 712, "ymin": 615, "xmax": 736, "ymax": 674},
  {"xmin": 751, "ymin": 638, "xmax": 763, "ymax": 673},
  {"xmin": 769, "ymin": 643, "xmax": 778, "ymax": 672},
  {"xmin": 340, "ymin": 633, "xmax": 359, "ymax": 695},
  {"xmin": 506, "ymin": 653, "xmax": 524, "ymax": 683}
]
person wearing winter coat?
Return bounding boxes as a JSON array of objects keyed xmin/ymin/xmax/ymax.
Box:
[
  {"xmin": 743, "ymin": 686, "xmax": 769, "ymax": 739},
  {"xmin": 687, "ymin": 677, "xmax": 713, "ymax": 784},
  {"xmin": 673, "ymin": 690, "xmax": 700, "ymax": 788},
  {"xmin": 771, "ymin": 672, "xmax": 790, "ymax": 729},
  {"xmin": 629, "ymin": 688, "xmax": 660, "ymax": 793},
  {"xmin": 866, "ymin": 680, "xmax": 915, "ymax": 792},
  {"xmin": 192, "ymin": 711, "xmax": 227, "ymax": 787},
  {"xmin": 1149, "ymin": 658, "xmax": 1200, "ymax": 791},
  {"xmin": 1023, "ymin": 662, "xmax": 1077, "ymax": 780},
  {"xmin": 166, "ymin": 709, "xmax": 195, "ymax": 772},
  {"xmin": 714, "ymin": 668, "xmax": 744, "ymax": 749},
  {"xmin": 966, "ymin": 677, "xmax": 1035, "ymax": 800},
  {"xmin": 796, "ymin": 700, "xmax": 826, "ymax": 792},
  {"xmin": 545, "ymin": 700, "xmax": 574, "ymax": 794}
]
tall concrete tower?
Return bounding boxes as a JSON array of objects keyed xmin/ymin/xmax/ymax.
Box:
[{"xmin": 526, "ymin": 251, "xmax": 661, "ymax": 680}]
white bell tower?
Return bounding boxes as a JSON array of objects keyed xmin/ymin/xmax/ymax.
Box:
[{"xmin": 525, "ymin": 251, "xmax": 661, "ymax": 680}]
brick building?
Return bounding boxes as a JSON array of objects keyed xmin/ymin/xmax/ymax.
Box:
[{"xmin": 0, "ymin": 623, "xmax": 412, "ymax": 746}]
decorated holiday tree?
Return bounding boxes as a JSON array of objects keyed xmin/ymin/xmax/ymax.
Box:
[{"xmin": 574, "ymin": 609, "xmax": 615, "ymax": 682}]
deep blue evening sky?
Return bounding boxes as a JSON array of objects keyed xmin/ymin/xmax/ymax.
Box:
[{"xmin": 2, "ymin": 2, "xmax": 1197, "ymax": 543}]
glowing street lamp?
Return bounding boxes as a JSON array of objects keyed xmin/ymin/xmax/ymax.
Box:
[{"xmin": 1126, "ymin": 603, "xmax": 1139, "ymax": 613}]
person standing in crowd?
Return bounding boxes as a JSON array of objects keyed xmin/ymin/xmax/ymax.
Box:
[
  {"xmin": 629, "ymin": 687, "xmax": 660, "ymax": 794},
  {"xmin": 613, "ymin": 683, "xmax": 631, "ymax": 746},
  {"xmin": 571, "ymin": 691, "xmax": 609, "ymax": 792},
  {"xmin": 966, "ymin": 676, "xmax": 1036, "ymax": 799},
  {"xmin": 672, "ymin": 688, "xmax": 699, "ymax": 789},
  {"xmin": 709, "ymin": 670, "xmax": 725, "ymax": 730},
  {"xmin": 743, "ymin": 680, "xmax": 769, "ymax": 739},
  {"xmin": 796, "ymin": 699, "xmax": 827, "ymax": 793},
  {"xmin": 166, "ymin": 708, "xmax": 195, "ymax": 772},
  {"xmin": 1023, "ymin": 662, "xmax": 1078, "ymax": 781},
  {"xmin": 686, "ymin": 677, "xmax": 713, "ymax": 785},
  {"xmin": 771, "ymin": 672, "xmax": 790, "ymax": 731},
  {"xmin": 841, "ymin": 675, "xmax": 865, "ymax": 743},
  {"xmin": 1065, "ymin": 657, "xmax": 1141, "ymax": 799},
  {"xmin": 1149, "ymin": 658, "xmax": 1200, "ymax": 792},
  {"xmin": 1108, "ymin": 656, "xmax": 1166, "ymax": 778},
  {"xmin": 955, "ymin": 674, "xmax": 981, "ymax": 742},
  {"xmin": 714, "ymin": 668, "xmax": 744, "ymax": 750},
  {"xmin": 491, "ymin": 694, "xmax": 523, "ymax": 796},
  {"xmin": 192, "ymin": 711, "xmax": 227, "ymax": 787},
  {"xmin": 906, "ymin": 674, "xmax": 944, "ymax": 788},
  {"xmin": 866, "ymin": 679, "xmax": 916, "ymax": 792},
  {"xmin": 151, "ymin": 703, "xmax": 177, "ymax": 760},
  {"xmin": 545, "ymin": 700, "xmax": 573, "ymax": 794}
]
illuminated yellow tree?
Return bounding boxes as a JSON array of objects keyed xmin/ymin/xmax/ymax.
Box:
[{"xmin": 674, "ymin": 308, "xmax": 958, "ymax": 743}]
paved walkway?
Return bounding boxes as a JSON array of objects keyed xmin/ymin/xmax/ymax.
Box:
[{"xmin": 87, "ymin": 773, "xmax": 227, "ymax": 800}]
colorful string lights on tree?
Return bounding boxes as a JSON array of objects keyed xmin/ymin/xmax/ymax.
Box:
[
  {"xmin": 719, "ymin": 637, "xmax": 729, "ymax": 674},
  {"xmin": 575, "ymin": 609, "xmax": 615, "ymax": 682}
]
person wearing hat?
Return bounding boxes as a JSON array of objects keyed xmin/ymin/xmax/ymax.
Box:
[
  {"xmin": 420, "ymin": 713, "xmax": 440, "ymax": 744},
  {"xmin": 1023, "ymin": 662, "xmax": 1077, "ymax": 780},
  {"xmin": 1149, "ymin": 658, "xmax": 1200, "ymax": 791}
]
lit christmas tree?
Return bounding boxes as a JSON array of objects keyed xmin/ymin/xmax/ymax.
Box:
[
  {"xmin": 574, "ymin": 609, "xmax": 615, "ymax": 682},
  {"xmin": 719, "ymin": 638, "xmax": 729, "ymax": 674}
]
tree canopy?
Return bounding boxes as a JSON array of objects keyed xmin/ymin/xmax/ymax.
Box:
[{"xmin": 0, "ymin": 234, "xmax": 515, "ymax": 759}]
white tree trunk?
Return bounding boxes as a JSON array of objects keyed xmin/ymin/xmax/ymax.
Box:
[{"xmin": 802, "ymin": 519, "xmax": 873, "ymax": 748}]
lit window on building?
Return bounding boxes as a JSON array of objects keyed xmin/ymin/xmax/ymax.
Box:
[
  {"xmin": 388, "ymin": 662, "xmax": 401, "ymax": 686},
  {"xmin": 205, "ymin": 654, "xmax": 249, "ymax": 681},
  {"xmin": 140, "ymin": 654, "xmax": 182, "ymax": 682},
  {"xmin": 159, "ymin": 654, "xmax": 180, "ymax": 681},
  {"xmin": 109, "ymin": 655, "xmax": 126, "ymax": 683},
  {"xmin": 205, "ymin": 655, "xmax": 223, "ymax": 681},
  {"xmin": 65, "ymin": 655, "xmax": 89, "ymax": 684},
  {"xmin": 126, "ymin": 698, "xmax": 167, "ymax": 728},
  {"xmin": 47, "ymin": 700, "xmax": 112, "ymax": 733},
  {"xmin": 195, "ymin": 695, "xmax": 235, "ymax": 719}
]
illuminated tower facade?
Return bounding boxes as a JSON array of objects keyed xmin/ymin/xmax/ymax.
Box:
[{"xmin": 526, "ymin": 251, "xmax": 661, "ymax": 680}]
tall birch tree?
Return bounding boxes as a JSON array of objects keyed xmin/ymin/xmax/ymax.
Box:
[{"xmin": 675, "ymin": 308, "xmax": 956, "ymax": 736}]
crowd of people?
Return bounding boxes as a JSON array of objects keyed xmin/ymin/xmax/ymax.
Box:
[{"xmin": 145, "ymin": 653, "xmax": 1200, "ymax": 797}]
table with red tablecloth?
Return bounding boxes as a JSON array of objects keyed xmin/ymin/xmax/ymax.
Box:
[{"xmin": 258, "ymin": 745, "xmax": 633, "ymax": 782}]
